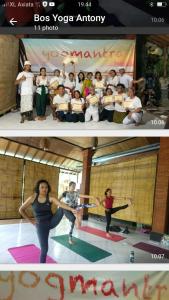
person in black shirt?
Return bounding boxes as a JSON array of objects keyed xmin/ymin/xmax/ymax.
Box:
[{"xmin": 19, "ymin": 179, "xmax": 76, "ymax": 263}]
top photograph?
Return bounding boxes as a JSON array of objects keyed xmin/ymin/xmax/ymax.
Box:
[
  {"xmin": 0, "ymin": 0, "xmax": 169, "ymax": 130},
  {"xmin": 0, "ymin": 33, "xmax": 169, "ymax": 130}
]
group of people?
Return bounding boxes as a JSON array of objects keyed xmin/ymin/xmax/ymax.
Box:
[
  {"xmin": 15, "ymin": 61, "xmax": 143, "ymax": 126},
  {"xmin": 19, "ymin": 179, "xmax": 132, "ymax": 263}
]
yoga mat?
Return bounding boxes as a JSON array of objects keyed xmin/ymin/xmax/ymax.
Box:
[
  {"xmin": 80, "ymin": 226, "xmax": 126, "ymax": 242},
  {"xmin": 8, "ymin": 244, "xmax": 56, "ymax": 263},
  {"xmin": 51, "ymin": 235, "xmax": 111, "ymax": 262},
  {"xmin": 133, "ymin": 242, "xmax": 169, "ymax": 259}
]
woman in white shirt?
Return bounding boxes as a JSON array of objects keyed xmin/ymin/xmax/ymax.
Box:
[
  {"xmin": 106, "ymin": 69, "xmax": 119, "ymax": 92},
  {"xmin": 75, "ymin": 72, "xmax": 85, "ymax": 94},
  {"xmin": 92, "ymin": 71, "xmax": 106, "ymax": 99},
  {"xmin": 67, "ymin": 90, "xmax": 85, "ymax": 123},
  {"xmin": 123, "ymin": 87, "xmax": 143, "ymax": 126},
  {"xmin": 49, "ymin": 69, "xmax": 65, "ymax": 101},
  {"xmin": 113, "ymin": 84, "xmax": 128, "ymax": 123},
  {"xmin": 64, "ymin": 72, "xmax": 76, "ymax": 96},
  {"xmin": 35, "ymin": 67, "xmax": 49, "ymax": 120},
  {"xmin": 100, "ymin": 88, "xmax": 115, "ymax": 122}
]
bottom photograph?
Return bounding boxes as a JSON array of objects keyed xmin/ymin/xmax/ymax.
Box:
[
  {"xmin": 0, "ymin": 271, "xmax": 169, "ymax": 300},
  {"xmin": 0, "ymin": 136, "xmax": 169, "ymax": 264}
]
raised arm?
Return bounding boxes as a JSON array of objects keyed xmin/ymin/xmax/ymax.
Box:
[
  {"xmin": 114, "ymin": 196, "xmax": 132, "ymax": 202},
  {"xmin": 50, "ymin": 197, "xmax": 77, "ymax": 214},
  {"xmin": 79, "ymin": 194, "xmax": 100, "ymax": 206}
]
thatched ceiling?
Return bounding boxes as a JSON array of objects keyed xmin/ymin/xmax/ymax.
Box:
[
  {"xmin": 147, "ymin": 35, "xmax": 169, "ymax": 48},
  {"xmin": 0, "ymin": 137, "xmax": 160, "ymax": 172}
]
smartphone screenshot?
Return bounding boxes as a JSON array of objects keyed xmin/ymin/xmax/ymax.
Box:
[
  {"xmin": 0, "ymin": 0, "xmax": 169, "ymax": 279},
  {"xmin": 0, "ymin": 0, "xmax": 169, "ymax": 129}
]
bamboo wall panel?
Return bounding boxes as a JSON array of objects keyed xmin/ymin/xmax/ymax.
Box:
[
  {"xmin": 89, "ymin": 154, "xmax": 157, "ymax": 225},
  {"xmin": 152, "ymin": 138, "xmax": 169, "ymax": 233},
  {"xmin": 0, "ymin": 155, "xmax": 23, "ymax": 219},
  {"xmin": 0, "ymin": 35, "xmax": 19, "ymax": 114},
  {"xmin": 24, "ymin": 161, "xmax": 59, "ymax": 216}
]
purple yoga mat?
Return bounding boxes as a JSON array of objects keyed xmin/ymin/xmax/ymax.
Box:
[
  {"xmin": 8, "ymin": 244, "xmax": 56, "ymax": 263},
  {"xmin": 133, "ymin": 242, "xmax": 169, "ymax": 259}
]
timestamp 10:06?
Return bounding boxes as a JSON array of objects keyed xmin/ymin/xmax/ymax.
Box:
[
  {"xmin": 152, "ymin": 254, "xmax": 165, "ymax": 259},
  {"xmin": 151, "ymin": 17, "xmax": 165, "ymax": 23}
]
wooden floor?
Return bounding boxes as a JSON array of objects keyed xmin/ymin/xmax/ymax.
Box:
[{"xmin": 0, "ymin": 219, "xmax": 28, "ymax": 225}]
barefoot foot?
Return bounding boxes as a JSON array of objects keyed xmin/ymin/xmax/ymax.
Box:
[{"xmin": 69, "ymin": 237, "xmax": 75, "ymax": 245}]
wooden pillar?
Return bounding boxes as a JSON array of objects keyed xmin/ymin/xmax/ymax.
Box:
[
  {"xmin": 163, "ymin": 46, "xmax": 168, "ymax": 78},
  {"xmin": 152, "ymin": 137, "xmax": 169, "ymax": 234},
  {"xmin": 80, "ymin": 148, "xmax": 94, "ymax": 220}
]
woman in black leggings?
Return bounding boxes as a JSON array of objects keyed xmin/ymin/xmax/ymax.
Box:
[
  {"xmin": 19, "ymin": 179, "xmax": 76, "ymax": 263},
  {"xmin": 101, "ymin": 188, "xmax": 132, "ymax": 237},
  {"xmin": 59, "ymin": 181, "xmax": 100, "ymax": 244}
]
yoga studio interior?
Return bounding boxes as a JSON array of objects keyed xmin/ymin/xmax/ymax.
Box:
[{"xmin": 0, "ymin": 136, "xmax": 169, "ymax": 264}]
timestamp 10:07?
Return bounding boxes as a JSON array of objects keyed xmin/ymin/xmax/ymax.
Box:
[{"xmin": 152, "ymin": 254, "xmax": 165, "ymax": 259}]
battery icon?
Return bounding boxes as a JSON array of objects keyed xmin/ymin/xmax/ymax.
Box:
[{"xmin": 157, "ymin": 2, "xmax": 167, "ymax": 7}]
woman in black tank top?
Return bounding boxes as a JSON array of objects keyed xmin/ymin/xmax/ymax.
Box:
[{"xmin": 19, "ymin": 179, "xmax": 77, "ymax": 263}]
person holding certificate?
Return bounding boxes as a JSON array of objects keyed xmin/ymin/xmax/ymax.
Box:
[
  {"xmin": 93, "ymin": 71, "xmax": 106, "ymax": 98},
  {"xmin": 52, "ymin": 85, "xmax": 70, "ymax": 121},
  {"xmin": 49, "ymin": 69, "xmax": 65, "ymax": 101},
  {"xmin": 82, "ymin": 72, "xmax": 93, "ymax": 97},
  {"xmin": 106, "ymin": 69, "xmax": 119, "ymax": 92},
  {"xmin": 113, "ymin": 84, "xmax": 128, "ymax": 123},
  {"xmin": 100, "ymin": 88, "xmax": 115, "ymax": 122},
  {"xmin": 85, "ymin": 87, "xmax": 100, "ymax": 122},
  {"xmin": 123, "ymin": 87, "xmax": 143, "ymax": 126},
  {"xmin": 64, "ymin": 72, "xmax": 76, "ymax": 96},
  {"xmin": 67, "ymin": 90, "xmax": 85, "ymax": 123}
]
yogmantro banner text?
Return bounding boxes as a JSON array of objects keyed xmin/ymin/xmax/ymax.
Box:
[
  {"xmin": 0, "ymin": 271, "xmax": 168, "ymax": 300},
  {"xmin": 22, "ymin": 39, "xmax": 136, "ymax": 74}
]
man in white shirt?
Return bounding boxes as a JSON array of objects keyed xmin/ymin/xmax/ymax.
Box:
[
  {"xmin": 85, "ymin": 87, "xmax": 99, "ymax": 122},
  {"xmin": 15, "ymin": 61, "xmax": 34, "ymax": 123},
  {"xmin": 64, "ymin": 72, "xmax": 76, "ymax": 95},
  {"xmin": 52, "ymin": 85, "xmax": 70, "ymax": 121},
  {"xmin": 123, "ymin": 87, "xmax": 143, "ymax": 126},
  {"xmin": 118, "ymin": 68, "xmax": 133, "ymax": 90}
]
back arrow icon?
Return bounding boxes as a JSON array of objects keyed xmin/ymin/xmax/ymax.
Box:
[{"xmin": 10, "ymin": 18, "xmax": 18, "ymax": 26}]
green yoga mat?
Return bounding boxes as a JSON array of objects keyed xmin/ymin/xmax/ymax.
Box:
[{"xmin": 51, "ymin": 235, "xmax": 111, "ymax": 262}]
